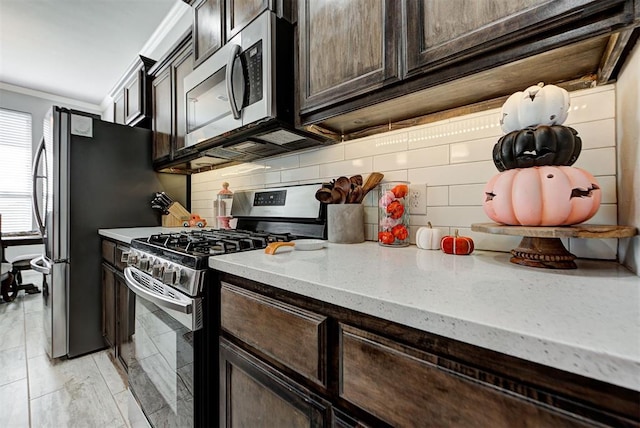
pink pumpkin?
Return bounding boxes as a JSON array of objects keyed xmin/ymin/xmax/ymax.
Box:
[{"xmin": 483, "ymin": 166, "xmax": 601, "ymax": 226}]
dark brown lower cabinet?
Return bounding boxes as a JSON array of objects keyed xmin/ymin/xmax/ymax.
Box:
[
  {"xmin": 115, "ymin": 271, "xmax": 134, "ymax": 371},
  {"xmin": 217, "ymin": 273, "xmax": 640, "ymax": 428},
  {"xmin": 101, "ymin": 263, "xmax": 116, "ymax": 348},
  {"xmin": 220, "ymin": 338, "xmax": 331, "ymax": 427}
]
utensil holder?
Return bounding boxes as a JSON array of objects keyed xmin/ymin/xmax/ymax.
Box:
[{"xmin": 327, "ymin": 204, "xmax": 365, "ymax": 244}]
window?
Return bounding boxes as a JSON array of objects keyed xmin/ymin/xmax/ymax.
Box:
[{"xmin": 0, "ymin": 108, "xmax": 33, "ymax": 232}]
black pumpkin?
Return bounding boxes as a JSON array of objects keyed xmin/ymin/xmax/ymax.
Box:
[{"xmin": 492, "ymin": 125, "xmax": 582, "ymax": 172}]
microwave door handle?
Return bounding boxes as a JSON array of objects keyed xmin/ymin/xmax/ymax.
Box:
[
  {"xmin": 226, "ymin": 44, "xmax": 243, "ymax": 120},
  {"xmin": 32, "ymin": 136, "xmax": 47, "ymax": 234}
]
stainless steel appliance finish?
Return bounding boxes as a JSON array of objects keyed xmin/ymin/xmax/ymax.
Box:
[
  {"xmin": 31, "ymin": 106, "xmax": 178, "ymax": 359},
  {"xmin": 183, "ymin": 9, "xmax": 330, "ymax": 164}
]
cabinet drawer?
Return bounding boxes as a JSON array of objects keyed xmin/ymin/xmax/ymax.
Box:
[
  {"xmin": 221, "ymin": 282, "xmax": 327, "ymax": 385},
  {"xmin": 339, "ymin": 325, "xmax": 589, "ymax": 428},
  {"xmin": 101, "ymin": 240, "xmax": 116, "ymax": 265}
]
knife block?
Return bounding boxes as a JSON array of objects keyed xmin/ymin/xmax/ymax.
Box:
[{"xmin": 161, "ymin": 202, "xmax": 191, "ymax": 227}]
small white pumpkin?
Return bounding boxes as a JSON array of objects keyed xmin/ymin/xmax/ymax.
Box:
[
  {"xmin": 416, "ymin": 222, "xmax": 442, "ymax": 250},
  {"xmin": 500, "ymin": 83, "xmax": 570, "ymax": 133}
]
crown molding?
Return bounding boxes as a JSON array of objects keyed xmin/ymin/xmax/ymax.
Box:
[
  {"xmin": 100, "ymin": 1, "xmax": 191, "ymax": 111},
  {"xmin": 0, "ymin": 82, "xmax": 101, "ymax": 113}
]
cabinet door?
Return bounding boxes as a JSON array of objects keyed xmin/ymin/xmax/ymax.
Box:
[
  {"xmin": 220, "ymin": 338, "xmax": 331, "ymax": 428},
  {"xmin": 404, "ymin": 0, "xmax": 628, "ymax": 76},
  {"xmin": 152, "ymin": 67, "xmax": 172, "ymax": 161},
  {"xmin": 298, "ymin": 0, "xmax": 400, "ymax": 113},
  {"xmin": 193, "ymin": 0, "xmax": 224, "ymax": 67},
  {"xmin": 173, "ymin": 46, "xmax": 194, "ymax": 154},
  {"xmin": 226, "ymin": 0, "xmax": 269, "ymax": 39},
  {"xmin": 101, "ymin": 263, "xmax": 116, "ymax": 349},
  {"xmin": 115, "ymin": 272, "xmax": 134, "ymax": 372},
  {"xmin": 113, "ymin": 91, "xmax": 125, "ymax": 125},
  {"xmin": 124, "ymin": 70, "xmax": 143, "ymax": 124}
]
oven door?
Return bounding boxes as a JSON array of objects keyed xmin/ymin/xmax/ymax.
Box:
[{"xmin": 123, "ymin": 267, "xmax": 203, "ymax": 427}]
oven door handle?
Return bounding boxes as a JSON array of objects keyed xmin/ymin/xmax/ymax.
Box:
[{"xmin": 124, "ymin": 268, "xmax": 193, "ymax": 314}]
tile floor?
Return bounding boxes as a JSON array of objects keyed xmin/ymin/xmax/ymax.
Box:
[{"xmin": 0, "ymin": 271, "xmax": 149, "ymax": 428}]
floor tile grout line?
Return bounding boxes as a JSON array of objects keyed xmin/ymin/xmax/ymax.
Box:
[
  {"xmin": 91, "ymin": 352, "xmax": 130, "ymax": 427},
  {"xmin": 22, "ymin": 294, "xmax": 33, "ymax": 428}
]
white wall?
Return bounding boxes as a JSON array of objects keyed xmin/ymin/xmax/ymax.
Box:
[
  {"xmin": 616, "ymin": 40, "xmax": 640, "ymax": 274},
  {"xmin": 191, "ymin": 85, "xmax": 630, "ymax": 267}
]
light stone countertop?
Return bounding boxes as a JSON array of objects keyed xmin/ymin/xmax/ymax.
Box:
[
  {"xmin": 98, "ymin": 228, "xmax": 640, "ymax": 391},
  {"xmin": 98, "ymin": 227, "xmax": 191, "ymax": 243},
  {"xmin": 209, "ymin": 241, "xmax": 640, "ymax": 392}
]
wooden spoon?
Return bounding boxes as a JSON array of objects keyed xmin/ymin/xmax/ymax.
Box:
[
  {"xmin": 347, "ymin": 185, "xmax": 363, "ymax": 203},
  {"xmin": 331, "ymin": 187, "xmax": 347, "ymax": 204},
  {"xmin": 349, "ymin": 175, "xmax": 363, "ymax": 186},
  {"xmin": 315, "ymin": 188, "xmax": 334, "ymax": 203},
  {"xmin": 357, "ymin": 172, "xmax": 384, "ymax": 203}
]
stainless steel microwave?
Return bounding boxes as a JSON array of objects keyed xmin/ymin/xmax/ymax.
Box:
[{"xmin": 183, "ymin": 9, "xmax": 331, "ymax": 163}]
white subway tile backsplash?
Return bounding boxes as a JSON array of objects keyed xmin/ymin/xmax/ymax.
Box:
[
  {"xmin": 319, "ymin": 157, "xmax": 373, "ymax": 178},
  {"xmin": 569, "ymin": 238, "xmax": 617, "ymax": 260},
  {"xmin": 422, "ymin": 206, "xmax": 488, "ymax": 228},
  {"xmin": 346, "ymin": 133, "xmax": 407, "ymax": 159},
  {"xmin": 427, "ymin": 186, "xmax": 449, "ymax": 206},
  {"xmin": 449, "ymin": 184, "xmax": 486, "ymax": 206},
  {"xmin": 410, "ymin": 161, "xmax": 497, "ymax": 186},
  {"xmin": 596, "ymin": 176, "xmax": 617, "ymax": 204},
  {"xmin": 571, "ymin": 119, "xmax": 615, "ymax": 150},
  {"xmin": 263, "ymin": 154, "xmax": 300, "ymax": 170},
  {"xmin": 564, "ymin": 87, "xmax": 615, "ymax": 124},
  {"xmin": 189, "ymin": 85, "xmax": 623, "ymax": 261},
  {"xmin": 450, "ymin": 137, "xmax": 495, "ymax": 164},
  {"xmin": 299, "ymin": 145, "xmax": 344, "ymax": 167},
  {"xmin": 574, "ymin": 147, "xmax": 616, "ymax": 176},
  {"xmin": 281, "ymin": 165, "xmax": 320, "ymax": 182},
  {"xmin": 374, "ymin": 145, "xmax": 449, "ymax": 171}
]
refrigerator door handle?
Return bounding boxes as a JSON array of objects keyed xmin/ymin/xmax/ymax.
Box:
[
  {"xmin": 30, "ymin": 255, "xmax": 51, "ymax": 275},
  {"xmin": 124, "ymin": 267, "xmax": 193, "ymax": 314},
  {"xmin": 32, "ymin": 136, "xmax": 48, "ymax": 235}
]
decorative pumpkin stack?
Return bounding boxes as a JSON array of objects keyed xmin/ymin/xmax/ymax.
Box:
[{"xmin": 483, "ymin": 83, "xmax": 601, "ymax": 226}]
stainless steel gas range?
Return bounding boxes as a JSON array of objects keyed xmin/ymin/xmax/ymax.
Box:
[{"xmin": 122, "ymin": 184, "xmax": 326, "ymax": 427}]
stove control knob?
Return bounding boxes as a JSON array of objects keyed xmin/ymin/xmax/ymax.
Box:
[
  {"xmin": 152, "ymin": 263, "xmax": 164, "ymax": 279},
  {"xmin": 162, "ymin": 268, "xmax": 176, "ymax": 284},
  {"xmin": 174, "ymin": 268, "xmax": 184, "ymax": 285},
  {"xmin": 139, "ymin": 258, "xmax": 150, "ymax": 272},
  {"xmin": 128, "ymin": 254, "xmax": 139, "ymax": 266}
]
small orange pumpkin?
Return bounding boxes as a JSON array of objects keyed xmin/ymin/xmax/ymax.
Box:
[{"xmin": 441, "ymin": 230, "xmax": 474, "ymax": 255}]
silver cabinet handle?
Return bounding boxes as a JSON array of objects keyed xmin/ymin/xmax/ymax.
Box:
[
  {"xmin": 124, "ymin": 267, "xmax": 192, "ymax": 314},
  {"xmin": 30, "ymin": 255, "xmax": 51, "ymax": 275},
  {"xmin": 225, "ymin": 44, "xmax": 243, "ymax": 120}
]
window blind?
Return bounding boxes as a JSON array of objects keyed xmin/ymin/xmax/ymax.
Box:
[{"xmin": 0, "ymin": 108, "xmax": 33, "ymax": 232}]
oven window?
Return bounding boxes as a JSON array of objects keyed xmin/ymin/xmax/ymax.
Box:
[
  {"xmin": 186, "ymin": 65, "xmax": 231, "ymax": 133},
  {"xmin": 127, "ymin": 297, "xmax": 194, "ymax": 427}
]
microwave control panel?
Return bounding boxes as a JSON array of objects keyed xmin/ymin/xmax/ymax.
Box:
[{"xmin": 242, "ymin": 41, "xmax": 263, "ymax": 107}]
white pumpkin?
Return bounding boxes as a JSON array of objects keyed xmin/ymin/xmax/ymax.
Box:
[
  {"xmin": 500, "ymin": 83, "xmax": 570, "ymax": 133},
  {"xmin": 416, "ymin": 222, "xmax": 442, "ymax": 250}
]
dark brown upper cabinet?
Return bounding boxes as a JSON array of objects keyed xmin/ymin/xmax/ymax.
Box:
[
  {"xmin": 112, "ymin": 56, "xmax": 155, "ymax": 127},
  {"xmin": 226, "ymin": 0, "xmax": 270, "ymax": 39},
  {"xmin": 299, "ymin": 0, "xmax": 639, "ymax": 139},
  {"xmin": 149, "ymin": 32, "xmax": 195, "ymax": 166},
  {"xmin": 298, "ymin": 0, "xmax": 401, "ymax": 114},
  {"xmin": 192, "ymin": 0, "xmax": 224, "ymax": 68},
  {"xmin": 404, "ymin": 0, "xmax": 631, "ymax": 77}
]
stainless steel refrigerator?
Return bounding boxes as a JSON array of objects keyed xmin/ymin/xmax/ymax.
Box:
[{"xmin": 30, "ymin": 106, "xmax": 179, "ymax": 359}]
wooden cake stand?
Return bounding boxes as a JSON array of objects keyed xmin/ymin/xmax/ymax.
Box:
[{"xmin": 471, "ymin": 223, "xmax": 638, "ymax": 269}]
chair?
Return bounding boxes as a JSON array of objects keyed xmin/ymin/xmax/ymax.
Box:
[
  {"xmin": 0, "ymin": 215, "xmax": 41, "ymax": 302},
  {"xmin": 1, "ymin": 215, "xmax": 16, "ymax": 301}
]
